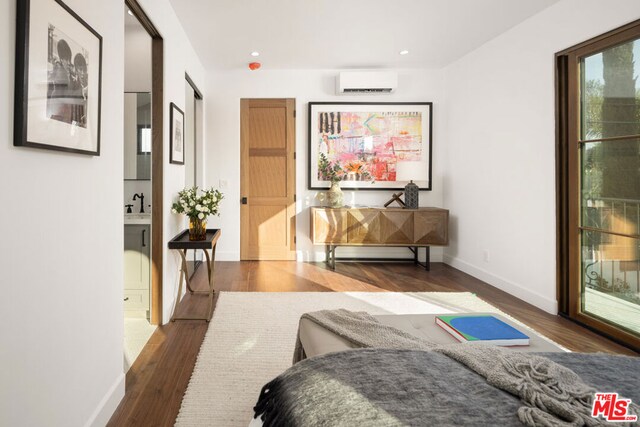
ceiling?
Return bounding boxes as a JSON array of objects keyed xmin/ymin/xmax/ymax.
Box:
[{"xmin": 168, "ymin": 0, "xmax": 559, "ymax": 70}]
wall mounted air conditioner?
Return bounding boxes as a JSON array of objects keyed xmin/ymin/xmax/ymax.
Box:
[{"xmin": 336, "ymin": 71, "xmax": 398, "ymax": 94}]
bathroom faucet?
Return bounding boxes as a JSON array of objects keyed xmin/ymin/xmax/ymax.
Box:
[{"xmin": 133, "ymin": 193, "xmax": 145, "ymax": 213}]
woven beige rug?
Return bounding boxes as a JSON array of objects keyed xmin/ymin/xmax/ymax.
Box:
[{"xmin": 175, "ymin": 291, "xmax": 518, "ymax": 426}]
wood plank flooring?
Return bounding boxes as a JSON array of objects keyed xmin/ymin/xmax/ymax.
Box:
[{"xmin": 107, "ymin": 261, "xmax": 638, "ymax": 426}]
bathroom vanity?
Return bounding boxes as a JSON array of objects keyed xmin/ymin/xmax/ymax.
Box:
[{"xmin": 124, "ymin": 217, "xmax": 151, "ymax": 314}]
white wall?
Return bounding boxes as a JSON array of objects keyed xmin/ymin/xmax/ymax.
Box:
[
  {"xmin": 205, "ymin": 69, "xmax": 446, "ymax": 262},
  {"xmin": 0, "ymin": 0, "xmax": 125, "ymax": 425},
  {"xmin": 442, "ymin": 0, "xmax": 640, "ymax": 314},
  {"xmin": 124, "ymin": 24, "xmax": 151, "ymax": 93},
  {"xmin": 0, "ymin": 0, "xmax": 207, "ymax": 425},
  {"xmin": 135, "ymin": 0, "xmax": 206, "ymax": 323}
]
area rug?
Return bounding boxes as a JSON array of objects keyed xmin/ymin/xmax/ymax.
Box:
[{"xmin": 175, "ymin": 291, "xmax": 541, "ymax": 426}]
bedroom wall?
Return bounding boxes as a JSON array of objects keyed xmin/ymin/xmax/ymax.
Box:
[
  {"xmin": 0, "ymin": 1, "xmax": 125, "ymax": 426},
  {"xmin": 442, "ymin": 0, "xmax": 640, "ymax": 313},
  {"xmin": 0, "ymin": 0, "xmax": 207, "ymax": 425},
  {"xmin": 135, "ymin": 0, "xmax": 207, "ymax": 324},
  {"xmin": 204, "ymin": 68, "xmax": 446, "ymax": 262}
]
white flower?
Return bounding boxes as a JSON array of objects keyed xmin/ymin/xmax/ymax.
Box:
[
  {"xmin": 190, "ymin": 201, "xmax": 195, "ymax": 206},
  {"xmin": 198, "ymin": 212, "xmax": 204, "ymax": 219},
  {"xmin": 204, "ymin": 207, "xmax": 209, "ymax": 212},
  {"xmin": 172, "ymin": 208, "xmax": 177, "ymax": 214}
]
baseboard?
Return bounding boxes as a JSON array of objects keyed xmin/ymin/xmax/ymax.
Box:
[
  {"xmin": 443, "ymin": 254, "xmax": 558, "ymax": 314},
  {"xmin": 84, "ymin": 372, "xmax": 125, "ymax": 427},
  {"xmin": 215, "ymin": 251, "xmax": 240, "ymax": 261}
]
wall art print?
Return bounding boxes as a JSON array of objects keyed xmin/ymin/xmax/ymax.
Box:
[
  {"xmin": 14, "ymin": 0, "xmax": 102, "ymax": 155},
  {"xmin": 308, "ymin": 102, "xmax": 432, "ymax": 190},
  {"xmin": 170, "ymin": 102, "xmax": 185, "ymax": 165}
]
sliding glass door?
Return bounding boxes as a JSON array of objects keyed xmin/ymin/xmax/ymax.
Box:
[{"xmin": 558, "ymin": 22, "xmax": 640, "ymax": 349}]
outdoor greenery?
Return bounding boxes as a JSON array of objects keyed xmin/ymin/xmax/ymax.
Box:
[{"xmin": 581, "ymin": 41, "xmax": 640, "ymax": 305}]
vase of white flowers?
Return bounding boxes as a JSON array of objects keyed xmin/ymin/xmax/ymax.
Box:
[{"xmin": 171, "ymin": 186, "xmax": 224, "ymax": 241}]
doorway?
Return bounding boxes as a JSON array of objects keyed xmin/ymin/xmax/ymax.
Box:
[
  {"xmin": 185, "ymin": 74, "xmax": 204, "ymax": 274},
  {"xmin": 123, "ymin": 0, "xmax": 164, "ymax": 372},
  {"xmin": 240, "ymin": 98, "xmax": 297, "ymax": 260},
  {"xmin": 556, "ymin": 20, "xmax": 640, "ymax": 351},
  {"xmin": 125, "ymin": 0, "xmax": 163, "ymax": 325}
]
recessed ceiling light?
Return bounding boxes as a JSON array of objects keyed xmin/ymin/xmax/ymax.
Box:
[
  {"xmin": 251, "ymin": 51, "xmax": 260, "ymax": 57},
  {"xmin": 127, "ymin": 9, "xmax": 133, "ymax": 15},
  {"xmin": 399, "ymin": 50, "xmax": 409, "ymax": 55}
]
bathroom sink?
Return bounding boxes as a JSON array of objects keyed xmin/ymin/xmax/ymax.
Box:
[{"xmin": 124, "ymin": 213, "xmax": 151, "ymax": 225}]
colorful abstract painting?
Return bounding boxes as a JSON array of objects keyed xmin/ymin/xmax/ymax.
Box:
[{"xmin": 309, "ymin": 103, "xmax": 432, "ymax": 190}]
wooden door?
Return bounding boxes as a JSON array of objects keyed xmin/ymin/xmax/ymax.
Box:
[{"xmin": 240, "ymin": 99, "xmax": 296, "ymax": 260}]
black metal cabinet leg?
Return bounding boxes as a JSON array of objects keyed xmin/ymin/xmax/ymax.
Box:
[
  {"xmin": 425, "ymin": 246, "xmax": 430, "ymax": 271},
  {"xmin": 331, "ymin": 245, "xmax": 336, "ymax": 270}
]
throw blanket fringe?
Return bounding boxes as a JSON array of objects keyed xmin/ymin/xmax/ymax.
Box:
[{"xmin": 255, "ymin": 309, "xmax": 638, "ymax": 427}]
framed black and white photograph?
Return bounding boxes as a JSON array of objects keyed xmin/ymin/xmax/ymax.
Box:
[
  {"xmin": 170, "ymin": 103, "xmax": 185, "ymax": 165},
  {"xmin": 308, "ymin": 102, "xmax": 432, "ymax": 190},
  {"xmin": 14, "ymin": 0, "xmax": 102, "ymax": 155}
]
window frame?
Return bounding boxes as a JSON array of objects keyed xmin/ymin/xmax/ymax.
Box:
[{"xmin": 556, "ymin": 19, "xmax": 640, "ymax": 352}]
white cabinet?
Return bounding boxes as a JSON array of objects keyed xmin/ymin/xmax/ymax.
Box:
[{"xmin": 124, "ymin": 224, "xmax": 150, "ymax": 312}]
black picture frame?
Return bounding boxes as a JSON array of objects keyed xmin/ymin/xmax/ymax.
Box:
[
  {"xmin": 13, "ymin": 0, "xmax": 102, "ymax": 156},
  {"xmin": 308, "ymin": 102, "xmax": 433, "ymax": 191},
  {"xmin": 169, "ymin": 102, "xmax": 185, "ymax": 165}
]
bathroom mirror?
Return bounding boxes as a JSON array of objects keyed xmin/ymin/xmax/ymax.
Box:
[{"xmin": 124, "ymin": 92, "xmax": 151, "ymax": 180}]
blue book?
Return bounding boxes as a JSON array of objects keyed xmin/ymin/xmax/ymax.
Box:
[{"xmin": 436, "ymin": 314, "xmax": 530, "ymax": 346}]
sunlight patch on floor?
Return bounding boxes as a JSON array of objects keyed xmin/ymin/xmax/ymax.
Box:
[{"xmin": 124, "ymin": 317, "xmax": 157, "ymax": 372}]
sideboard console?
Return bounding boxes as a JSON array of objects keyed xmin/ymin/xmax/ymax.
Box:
[{"xmin": 310, "ymin": 207, "xmax": 449, "ymax": 270}]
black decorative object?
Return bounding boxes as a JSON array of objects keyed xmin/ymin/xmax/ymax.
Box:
[
  {"xmin": 14, "ymin": 0, "xmax": 102, "ymax": 155},
  {"xmin": 404, "ymin": 180, "xmax": 419, "ymax": 209},
  {"xmin": 384, "ymin": 192, "xmax": 405, "ymax": 208}
]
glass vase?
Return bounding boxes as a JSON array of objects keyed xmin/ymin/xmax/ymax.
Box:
[{"xmin": 189, "ymin": 217, "xmax": 207, "ymax": 241}]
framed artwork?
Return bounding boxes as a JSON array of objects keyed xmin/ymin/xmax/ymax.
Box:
[
  {"xmin": 14, "ymin": 0, "xmax": 102, "ymax": 155},
  {"xmin": 170, "ymin": 102, "xmax": 185, "ymax": 165},
  {"xmin": 308, "ymin": 102, "xmax": 432, "ymax": 190}
]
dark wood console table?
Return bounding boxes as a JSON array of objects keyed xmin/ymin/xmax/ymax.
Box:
[
  {"xmin": 168, "ymin": 228, "xmax": 220, "ymax": 321},
  {"xmin": 311, "ymin": 207, "xmax": 448, "ymax": 270}
]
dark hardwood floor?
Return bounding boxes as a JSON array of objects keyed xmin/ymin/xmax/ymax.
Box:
[{"xmin": 107, "ymin": 261, "xmax": 638, "ymax": 426}]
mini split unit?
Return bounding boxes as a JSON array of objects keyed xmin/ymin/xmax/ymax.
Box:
[{"xmin": 336, "ymin": 71, "xmax": 398, "ymax": 94}]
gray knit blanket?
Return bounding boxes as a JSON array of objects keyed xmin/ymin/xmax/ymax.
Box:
[{"xmin": 253, "ymin": 309, "xmax": 639, "ymax": 427}]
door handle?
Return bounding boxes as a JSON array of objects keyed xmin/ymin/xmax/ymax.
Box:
[
  {"xmin": 142, "ymin": 229, "xmax": 146, "ymax": 247},
  {"xmin": 124, "ymin": 297, "xmax": 129, "ymax": 301},
  {"xmin": 241, "ymin": 197, "xmax": 248, "ymax": 205}
]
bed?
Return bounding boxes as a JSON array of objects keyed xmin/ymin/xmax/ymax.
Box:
[{"xmin": 250, "ymin": 311, "xmax": 640, "ymax": 426}]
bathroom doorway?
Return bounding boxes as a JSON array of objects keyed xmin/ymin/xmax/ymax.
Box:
[{"xmin": 123, "ymin": 0, "xmax": 164, "ymax": 372}]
